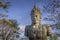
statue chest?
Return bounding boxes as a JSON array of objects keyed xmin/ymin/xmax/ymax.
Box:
[
  {"xmin": 27, "ymin": 26, "xmax": 48, "ymax": 38},
  {"xmin": 32, "ymin": 26, "xmax": 47, "ymax": 35}
]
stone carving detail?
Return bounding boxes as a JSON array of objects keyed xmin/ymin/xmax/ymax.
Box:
[{"xmin": 25, "ymin": 4, "xmax": 52, "ymax": 40}]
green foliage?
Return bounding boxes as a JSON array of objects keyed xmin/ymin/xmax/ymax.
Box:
[
  {"xmin": 0, "ymin": 19, "xmax": 19, "ymax": 31},
  {"xmin": 0, "ymin": 1, "xmax": 10, "ymax": 9},
  {"xmin": 9, "ymin": 20, "xmax": 18, "ymax": 27},
  {"xmin": 9, "ymin": 19, "xmax": 20, "ymax": 31},
  {"xmin": 0, "ymin": 19, "xmax": 20, "ymax": 40},
  {"xmin": 0, "ymin": 0, "xmax": 10, "ymax": 12},
  {"xmin": 0, "ymin": 0, "xmax": 20, "ymax": 40},
  {"xmin": 0, "ymin": 2, "xmax": 3, "ymax": 7}
]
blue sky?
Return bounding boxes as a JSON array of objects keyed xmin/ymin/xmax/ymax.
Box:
[{"xmin": 0, "ymin": 0, "xmax": 54, "ymax": 26}]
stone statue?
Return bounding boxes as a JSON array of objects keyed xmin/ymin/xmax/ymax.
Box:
[{"xmin": 25, "ymin": 4, "xmax": 52, "ymax": 40}]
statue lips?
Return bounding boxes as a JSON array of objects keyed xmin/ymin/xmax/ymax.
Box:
[{"xmin": 25, "ymin": 4, "xmax": 52, "ymax": 40}]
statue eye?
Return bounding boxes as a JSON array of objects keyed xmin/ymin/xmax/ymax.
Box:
[
  {"xmin": 36, "ymin": 15, "xmax": 37, "ymax": 17},
  {"xmin": 34, "ymin": 22, "xmax": 36, "ymax": 24}
]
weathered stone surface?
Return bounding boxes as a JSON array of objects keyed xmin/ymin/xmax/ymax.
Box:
[
  {"xmin": 25, "ymin": 25, "xmax": 52, "ymax": 40},
  {"xmin": 25, "ymin": 4, "xmax": 52, "ymax": 40}
]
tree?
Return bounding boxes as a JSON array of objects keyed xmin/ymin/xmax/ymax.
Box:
[
  {"xmin": 0, "ymin": 0, "xmax": 10, "ymax": 12},
  {"xmin": 0, "ymin": 0, "xmax": 20, "ymax": 40},
  {"xmin": 0, "ymin": 19, "xmax": 19, "ymax": 40},
  {"xmin": 6, "ymin": 19, "xmax": 20, "ymax": 40},
  {"xmin": 43, "ymin": 0, "xmax": 60, "ymax": 22},
  {"xmin": 43, "ymin": 0, "xmax": 60, "ymax": 29},
  {"xmin": 8, "ymin": 19, "xmax": 19, "ymax": 31}
]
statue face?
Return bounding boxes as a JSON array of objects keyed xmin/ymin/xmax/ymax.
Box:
[
  {"xmin": 31, "ymin": 7, "xmax": 41, "ymax": 25},
  {"xmin": 32, "ymin": 14, "xmax": 40, "ymax": 24}
]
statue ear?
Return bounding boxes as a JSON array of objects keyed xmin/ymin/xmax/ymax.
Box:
[
  {"xmin": 47, "ymin": 31, "xmax": 50, "ymax": 36},
  {"xmin": 47, "ymin": 27, "xmax": 52, "ymax": 36}
]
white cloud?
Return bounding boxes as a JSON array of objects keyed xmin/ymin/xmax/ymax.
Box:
[{"xmin": 18, "ymin": 25, "xmax": 26, "ymax": 32}]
